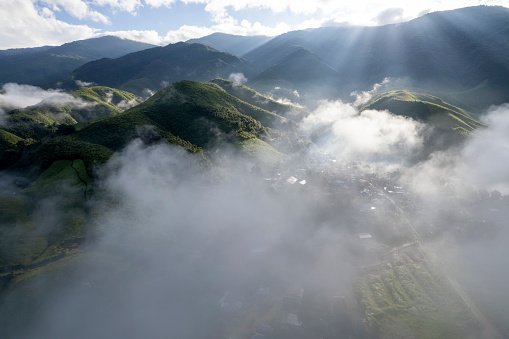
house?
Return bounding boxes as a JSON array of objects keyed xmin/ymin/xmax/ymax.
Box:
[
  {"xmin": 279, "ymin": 312, "xmax": 302, "ymax": 329},
  {"xmin": 219, "ymin": 291, "xmax": 243, "ymax": 311},
  {"xmin": 286, "ymin": 176, "xmax": 298, "ymax": 184},
  {"xmin": 356, "ymin": 233, "xmax": 372, "ymax": 240},
  {"xmin": 282, "ymin": 285, "xmax": 304, "ymax": 310},
  {"xmin": 256, "ymin": 324, "xmax": 274, "ymax": 336}
]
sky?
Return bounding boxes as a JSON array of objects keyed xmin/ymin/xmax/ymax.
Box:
[{"xmin": 1, "ymin": 0, "xmax": 508, "ymax": 49}]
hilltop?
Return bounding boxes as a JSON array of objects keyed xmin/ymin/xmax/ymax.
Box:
[
  {"xmin": 6, "ymin": 80, "xmax": 310, "ymax": 179},
  {"xmin": 0, "ymin": 86, "xmax": 141, "ymax": 169},
  {"xmin": 362, "ymin": 90, "xmax": 485, "ymax": 136}
]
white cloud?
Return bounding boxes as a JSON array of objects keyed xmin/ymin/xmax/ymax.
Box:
[
  {"xmin": 104, "ymin": 29, "xmax": 166, "ymax": 45},
  {"xmin": 0, "ymin": 83, "xmax": 87, "ymax": 110},
  {"xmin": 1, "ymin": 0, "xmax": 508, "ymax": 49},
  {"xmin": 75, "ymin": 80, "xmax": 95, "ymax": 87},
  {"xmin": 143, "ymin": 0, "xmax": 176, "ymax": 7},
  {"xmin": 162, "ymin": 20, "xmax": 290, "ymax": 43},
  {"xmin": 0, "ymin": 0, "xmax": 97, "ymax": 49},
  {"xmin": 351, "ymin": 77, "xmax": 391, "ymax": 107},
  {"xmin": 374, "ymin": 7, "xmax": 407, "ymax": 25},
  {"xmin": 402, "ymin": 103, "xmax": 509, "ymax": 199},
  {"xmin": 228, "ymin": 73, "xmax": 247, "ymax": 84},
  {"xmin": 458, "ymin": 104, "xmax": 509, "ymax": 192},
  {"xmin": 174, "ymin": 0, "xmax": 506, "ymax": 27},
  {"xmin": 93, "ymin": 0, "xmax": 143, "ymax": 13},
  {"xmin": 42, "ymin": 0, "xmax": 111, "ymax": 23},
  {"xmin": 302, "ymin": 99, "xmax": 427, "ymax": 163}
]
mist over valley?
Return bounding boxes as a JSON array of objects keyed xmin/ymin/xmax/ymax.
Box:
[{"xmin": 1, "ymin": 5, "xmax": 509, "ymax": 339}]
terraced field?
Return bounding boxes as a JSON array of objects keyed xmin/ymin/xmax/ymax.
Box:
[{"xmin": 356, "ymin": 244, "xmax": 477, "ymax": 338}]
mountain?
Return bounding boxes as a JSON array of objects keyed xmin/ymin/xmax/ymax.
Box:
[
  {"xmin": 0, "ymin": 45, "xmax": 54, "ymax": 59},
  {"xmin": 209, "ymin": 78, "xmax": 308, "ymax": 122},
  {"xmin": 69, "ymin": 80, "xmax": 303, "ymax": 158},
  {"xmin": 0, "ymin": 86, "xmax": 141, "ymax": 169},
  {"xmin": 249, "ymin": 47, "xmax": 342, "ymax": 99},
  {"xmin": 0, "ymin": 36, "xmax": 156, "ymax": 86},
  {"xmin": 9, "ymin": 80, "xmax": 307, "ymax": 177},
  {"xmin": 0, "ymin": 79, "xmax": 311, "ymax": 271},
  {"xmin": 2, "ymin": 86, "xmax": 140, "ymax": 137},
  {"xmin": 363, "ymin": 90, "xmax": 484, "ymax": 136},
  {"xmin": 244, "ymin": 6, "xmax": 509, "ymax": 110},
  {"xmin": 362, "ymin": 90, "xmax": 485, "ymax": 157},
  {"xmin": 55, "ymin": 43, "xmax": 257, "ymax": 96},
  {"xmin": 186, "ymin": 33, "xmax": 272, "ymax": 56}
]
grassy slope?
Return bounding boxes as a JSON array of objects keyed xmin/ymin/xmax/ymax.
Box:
[
  {"xmin": 209, "ymin": 78, "xmax": 309, "ymax": 122},
  {"xmin": 0, "ymin": 160, "xmax": 90, "ymax": 268},
  {"xmin": 112, "ymin": 80, "xmax": 303, "ymax": 154},
  {"xmin": 2, "ymin": 86, "xmax": 141, "ymax": 141},
  {"xmin": 1, "ymin": 80, "xmax": 306, "ymax": 270},
  {"xmin": 69, "ymin": 86, "xmax": 142, "ymax": 122},
  {"xmin": 0, "ymin": 82, "xmax": 295, "ymax": 269},
  {"xmin": 356, "ymin": 258, "xmax": 475, "ymax": 338},
  {"xmin": 362, "ymin": 90, "xmax": 485, "ymax": 136},
  {"xmin": 0, "ymin": 87, "xmax": 141, "ymax": 170},
  {"xmin": 0, "ymin": 130, "xmax": 23, "ymax": 151},
  {"xmin": 9, "ymin": 80, "xmax": 300, "ymax": 177}
]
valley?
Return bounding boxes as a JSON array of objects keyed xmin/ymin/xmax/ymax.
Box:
[{"xmin": 1, "ymin": 4, "xmax": 509, "ymax": 339}]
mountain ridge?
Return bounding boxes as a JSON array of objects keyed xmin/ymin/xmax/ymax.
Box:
[
  {"xmin": 54, "ymin": 42, "xmax": 256, "ymax": 96},
  {"xmin": 0, "ymin": 36, "xmax": 156, "ymax": 86}
]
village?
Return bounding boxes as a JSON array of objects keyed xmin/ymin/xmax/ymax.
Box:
[{"xmin": 209, "ymin": 151, "xmax": 509, "ymax": 339}]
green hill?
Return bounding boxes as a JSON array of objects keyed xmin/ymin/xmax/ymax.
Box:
[
  {"xmin": 0, "ymin": 87, "xmax": 140, "ymax": 170},
  {"xmin": 70, "ymin": 86, "xmax": 142, "ymax": 121},
  {"xmin": 0, "ymin": 159, "xmax": 90, "ymax": 269},
  {"xmin": 0, "ymin": 80, "xmax": 309, "ymax": 269},
  {"xmin": 70, "ymin": 80, "xmax": 303, "ymax": 160},
  {"xmin": 0, "ymin": 129, "xmax": 23, "ymax": 150},
  {"xmin": 11, "ymin": 80, "xmax": 307, "ymax": 177},
  {"xmin": 362, "ymin": 90, "xmax": 485, "ymax": 136},
  {"xmin": 209, "ymin": 79, "xmax": 309, "ymax": 122},
  {"xmin": 1, "ymin": 86, "xmax": 140, "ymax": 139}
]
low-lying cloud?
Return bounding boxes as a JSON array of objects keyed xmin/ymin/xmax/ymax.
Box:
[
  {"xmin": 402, "ymin": 103, "xmax": 509, "ymax": 200},
  {"xmin": 0, "ymin": 83, "xmax": 91, "ymax": 111},
  {"xmin": 302, "ymin": 99, "xmax": 428, "ymax": 164},
  {"xmin": 75, "ymin": 80, "xmax": 95, "ymax": 87},
  {"xmin": 0, "ymin": 139, "xmax": 359, "ymax": 338},
  {"xmin": 2, "ymin": 77, "xmax": 509, "ymax": 338},
  {"xmin": 351, "ymin": 77, "xmax": 391, "ymax": 107},
  {"xmin": 228, "ymin": 72, "xmax": 247, "ymax": 84},
  {"xmin": 457, "ymin": 104, "xmax": 509, "ymax": 192}
]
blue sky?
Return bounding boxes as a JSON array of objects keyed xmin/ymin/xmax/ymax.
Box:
[{"xmin": 1, "ymin": 0, "xmax": 508, "ymax": 49}]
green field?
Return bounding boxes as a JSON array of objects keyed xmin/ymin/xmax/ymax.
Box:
[{"xmin": 356, "ymin": 245, "xmax": 476, "ymax": 338}]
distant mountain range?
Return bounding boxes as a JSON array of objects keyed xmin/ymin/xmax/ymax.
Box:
[
  {"xmin": 243, "ymin": 5, "xmax": 509, "ymax": 109},
  {"xmin": 0, "ymin": 5, "xmax": 491, "ymax": 111},
  {"xmin": 0, "ymin": 36, "xmax": 155, "ymax": 86},
  {"xmin": 186, "ymin": 33, "xmax": 271, "ymax": 56},
  {"xmin": 54, "ymin": 43, "xmax": 256, "ymax": 96},
  {"xmin": 2, "ymin": 5, "xmax": 505, "ymax": 175}
]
